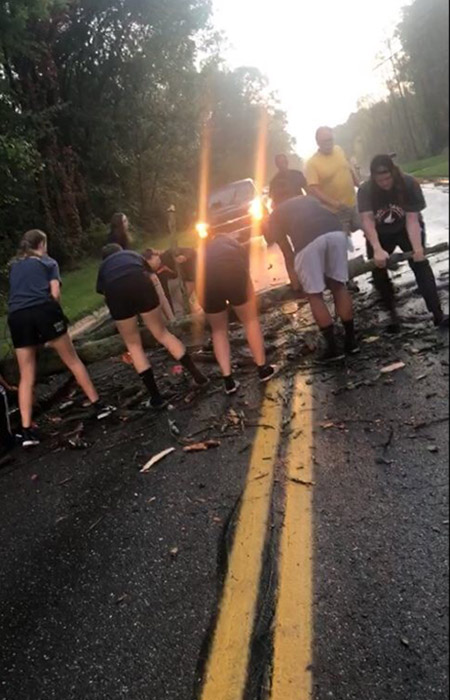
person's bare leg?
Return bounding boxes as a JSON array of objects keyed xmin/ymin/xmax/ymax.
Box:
[
  {"xmin": 115, "ymin": 317, "xmax": 152, "ymax": 373},
  {"xmin": 328, "ymin": 279, "xmax": 353, "ymax": 322},
  {"xmin": 207, "ymin": 311, "xmax": 232, "ymax": 377},
  {"xmin": 308, "ymin": 293, "xmax": 334, "ymax": 329},
  {"xmin": 15, "ymin": 347, "xmax": 37, "ymax": 428},
  {"xmin": 140, "ymin": 308, "xmax": 185, "ymax": 360},
  {"xmin": 233, "ymin": 293, "xmax": 266, "ymax": 367},
  {"xmin": 115, "ymin": 317, "xmax": 165, "ymax": 405},
  {"xmin": 328, "ymin": 279, "xmax": 358, "ymax": 353},
  {"xmin": 141, "ymin": 308, "xmax": 206, "ymax": 384},
  {"xmin": 50, "ymin": 334, "xmax": 99, "ymax": 403}
]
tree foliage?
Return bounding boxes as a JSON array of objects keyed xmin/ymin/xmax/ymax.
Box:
[
  {"xmin": 334, "ymin": 0, "xmax": 448, "ymax": 169},
  {"xmin": 0, "ymin": 0, "xmax": 296, "ymax": 268}
]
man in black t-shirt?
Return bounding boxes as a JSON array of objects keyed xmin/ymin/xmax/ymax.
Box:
[
  {"xmin": 269, "ymin": 154, "xmax": 307, "ymax": 208},
  {"xmin": 358, "ymin": 155, "xmax": 448, "ymax": 330}
]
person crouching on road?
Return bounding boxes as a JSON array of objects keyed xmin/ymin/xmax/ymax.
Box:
[
  {"xmin": 266, "ymin": 196, "xmax": 359, "ymax": 361},
  {"xmin": 358, "ymin": 155, "xmax": 449, "ymax": 332},
  {"xmin": 197, "ymin": 233, "xmax": 276, "ymax": 395},
  {"xmin": 97, "ymin": 245, "xmax": 208, "ymax": 409},
  {"xmin": 7, "ymin": 230, "xmax": 114, "ymax": 449}
]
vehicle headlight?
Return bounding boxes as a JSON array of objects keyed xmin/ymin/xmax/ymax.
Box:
[
  {"xmin": 196, "ymin": 222, "xmax": 209, "ymax": 239},
  {"xmin": 249, "ymin": 197, "xmax": 264, "ymax": 221}
]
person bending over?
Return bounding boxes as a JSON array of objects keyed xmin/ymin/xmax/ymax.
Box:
[
  {"xmin": 7, "ymin": 230, "xmax": 113, "ymax": 449},
  {"xmin": 358, "ymin": 155, "xmax": 448, "ymax": 331},
  {"xmin": 266, "ymin": 196, "xmax": 359, "ymax": 361},
  {"xmin": 197, "ymin": 233, "xmax": 276, "ymax": 395},
  {"xmin": 97, "ymin": 245, "xmax": 208, "ymax": 409}
]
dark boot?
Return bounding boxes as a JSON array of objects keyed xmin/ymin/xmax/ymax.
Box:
[
  {"xmin": 372, "ymin": 268, "xmax": 400, "ymax": 332},
  {"xmin": 316, "ymin": 325, "xmax": 344, "ymax": 362},
  {"xmin": 410, "ymin": 259, "xmax": 444, "ymax": 324},
  {"xmin": 372, "ymin": 268, "xmax": 396, "ymax": 311}
]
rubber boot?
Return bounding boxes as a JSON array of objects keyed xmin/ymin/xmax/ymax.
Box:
[{"xmin": 372, "ymin": 268, "xmax": 400, "ymax": 332}]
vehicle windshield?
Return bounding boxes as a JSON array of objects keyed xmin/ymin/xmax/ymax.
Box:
[{"xmin": 209, "ymin": 181, "xmax": 256, "ymax": 210}]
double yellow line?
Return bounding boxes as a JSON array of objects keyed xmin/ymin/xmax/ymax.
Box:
[{"xmin": 200, "ymin": 376, "xmax": 314, "ymax": 700}]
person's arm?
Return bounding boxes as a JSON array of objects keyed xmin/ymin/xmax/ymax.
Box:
[
  {"xmin": 306, "ymin": 161, "xmax": 345, "ymax": 210},
  {"xmin": 405, "ymin": 212, "xmax": 425, "ymax": 262},
  {"xmin": 350, "ymin": 165, "xmax": 360, "ymax": 187},
  {"xmin": 0, "ymin": 373, "xmax": 17, "ymax": 392},
  {"xmin": 151, "ymin": 273, "xmax": 175, "ymax": 321},
  {"xmin": 50, "ymin": 279, "xmax": 61, "ymax": 301},
  {"xmin": 308, "ymin": 184, "xmax": 346, "ymax": 211},
  {"xmin": 360, "ymin": 212, "xmax": 390, "ymax": 267}
]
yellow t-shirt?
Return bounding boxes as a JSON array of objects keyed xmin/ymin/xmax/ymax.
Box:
[{"xmin": 306, "ymin": 146, "xmax": 356, "ymax": 208}]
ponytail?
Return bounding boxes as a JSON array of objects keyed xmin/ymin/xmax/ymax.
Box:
[{"xmin": 12, "ymin": 230, "xmax": 47, "ymax": 262}]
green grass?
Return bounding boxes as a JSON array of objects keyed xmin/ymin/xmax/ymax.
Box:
[{"xmin": 402, "ymin": 153, "xmax": 449, "ymax": 179}]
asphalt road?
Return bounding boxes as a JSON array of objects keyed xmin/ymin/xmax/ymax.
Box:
[{"xmin": 0, "ymin": 186, "xmax": 448, "ymax": 700}]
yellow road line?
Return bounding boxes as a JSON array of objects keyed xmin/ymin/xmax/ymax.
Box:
[
  {"xmin": 271, "ymin": 375, "xmax": 314, "ymax": 700},
  {"xmin": 201, "ymin": 380, "xmax": 284, "ymax": 700}
]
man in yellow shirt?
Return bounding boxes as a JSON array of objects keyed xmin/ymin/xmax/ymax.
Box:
[{"xmin": 306, "ymin": 126, "xmax": 360, "ymax": 234}]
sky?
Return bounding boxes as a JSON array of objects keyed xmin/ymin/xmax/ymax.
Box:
[{"xmin": 212, "ymin": 0, "xmax": 412, "ymax": 158}]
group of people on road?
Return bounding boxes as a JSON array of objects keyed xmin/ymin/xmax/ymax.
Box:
[
  {"xmin": 1, "ymin": 127, "xmax": 448, "ymax": 452},
  {"xmin": 266, "ymin": 127, "xmax": 448, "ymax": 359}
]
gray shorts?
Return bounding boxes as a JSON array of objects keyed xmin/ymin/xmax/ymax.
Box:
[{"xmin": 295, "ymin": 231, "xmax": 349, "ymax": 294}]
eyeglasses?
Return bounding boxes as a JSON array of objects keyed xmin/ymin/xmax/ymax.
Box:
[{"xmin": 374, "ymin": 169, "xmax": 391, "ymax": 176}]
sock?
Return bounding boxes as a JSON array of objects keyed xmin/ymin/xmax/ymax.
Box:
[
  {"xmin": 224, "ymin": 375, "xmax": 236, "ymax": 392},
  {"xmin": 321, "ymin": 324, "xmax": 337, "ymax": 351},
  {"xmin": 180, "ymin": 352, "xmax": 207, "ymax": 385},
  {"xmin": 139, "ymin": 368, "xmax": 163, "ymax": 403},
  {"xmin": 343, "ymin": 319, "xmax": 355, "ymax": 341}
]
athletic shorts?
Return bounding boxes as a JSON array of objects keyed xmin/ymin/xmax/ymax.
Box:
[
  {"xmin": 8, "ymin": 300, "xmax": 69, "ymax": 349},
  {"xmin": 105, "ymin": 273, "xmax": 160, "ymax": 321},
  {"xmin": 295, "ymin": 231, "xmax": 349, "ymax": 295},
  {"xmin": 202, "ymin": 265, "xmax": 250, "ymax": 314}
]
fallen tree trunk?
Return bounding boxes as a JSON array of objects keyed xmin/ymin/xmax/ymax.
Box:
[{"xmin": 2, "ymin": 242, "xmax": 448, "ymax": 382}]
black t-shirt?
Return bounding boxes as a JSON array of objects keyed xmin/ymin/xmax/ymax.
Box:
[
  {"xmin": 97, "ymin": 250, "xmax": 150, "ymax": 294},
  {"xmin": 269, "ymin": 169, "xmax": 307, "ymax": 207},
  {"xmin": 8, "ymin": 256, "xmax": 61, "ymax": 314},
  {"xmin": 357, "ymin": 174, "xmax": 426, "ymax": 236},
  {"xmin": 267, "ymin": 195, "xmax": 343, "ymax": 253}
]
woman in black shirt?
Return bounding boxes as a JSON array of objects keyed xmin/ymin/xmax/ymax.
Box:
[
  {"xmin": 97, "ymin": 245, "xmax": 207, "ymax": 409},
  {"xmin": 8, "ymin": 230, "xmax": 113, "ymax": 448},
  {"xmin": 197, "ymin": 234, "xmax": 275, "ymax": 395},
  {"xmin": 358, "ymin": 155, "xmax": 448, "ymax": 330}
]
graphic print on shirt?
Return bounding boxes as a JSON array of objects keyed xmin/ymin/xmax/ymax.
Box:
[{"xmin": 375, "ymin": 204, "xmax": 405, "ymax": 227}]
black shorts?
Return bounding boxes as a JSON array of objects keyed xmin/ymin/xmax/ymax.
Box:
[
  {"xmin": 105, "ymin": 273, "xmax": 160, "ymax": 321},
  {"xmin": 8, "ymin": 301, "xmax": 69, "ymax": 349},
  {"xmin": 202, "ymin": 266, "xmax": 251, "ymax": 314}
]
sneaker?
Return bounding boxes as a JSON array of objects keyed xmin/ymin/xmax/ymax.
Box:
[
  {"xmin": 93, "ymin": 402, "xmax": 116, "ymax": 420},
  {"xmin": 224, "ymin": 377, "xmax": 240, "ymax": 395},
  {"xmin": 145, "ymin": 397, "xmax": 169, "ymax": 411},
  {"xmin": 258, "ymin": 365, "xmax": 278, "ymax": 383},
  {"xmin": 22, "ymin": 428, "xmax": 41, "ymax": 449}
]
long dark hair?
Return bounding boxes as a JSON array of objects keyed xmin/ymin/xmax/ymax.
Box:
[
  {"xmin": 13, "ymin": 229, "xmax": 47, "ymax": 262},
  {"xmin": 108, "ymin": 213, "xmax": 131, "ymax": 249},
  {"xmin": 370, "ymin": 154, "xmax": 407, "ymax": 211}
]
